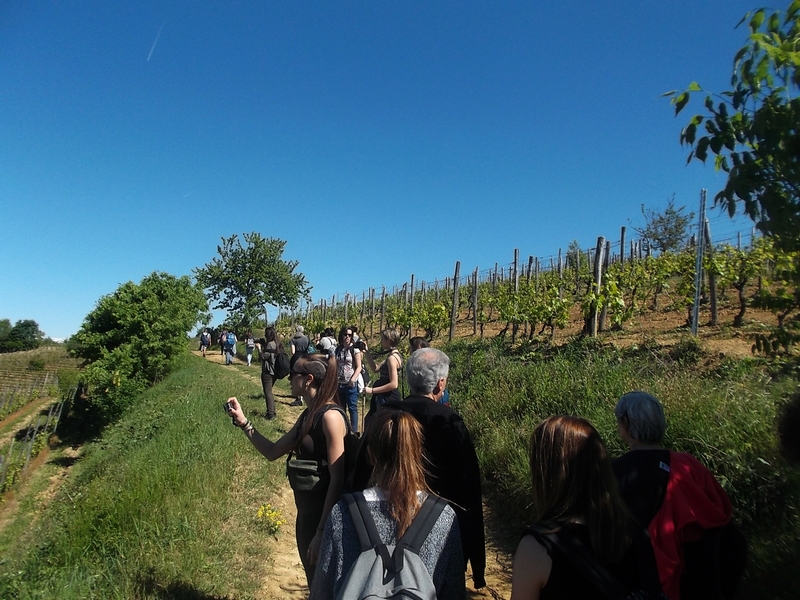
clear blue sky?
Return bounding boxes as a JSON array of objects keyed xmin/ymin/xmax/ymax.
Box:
[{"xmin": 1, "ymin": 0, "xmax": 760, "ymax": 339}]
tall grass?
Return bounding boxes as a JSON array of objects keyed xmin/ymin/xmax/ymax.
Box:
[
  {"xmin": 445, "ymin": 337, "xmax": 800, "ymax": 599},
  {"xmin": 0, "ymin": 352, "xmax": 287, "ymax": 599}
]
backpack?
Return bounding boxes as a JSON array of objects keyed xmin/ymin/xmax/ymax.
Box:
[
  {"xmin": 274, "ymin": 348, "xmax": 291, "ymax": 379},
  {"xmin": 336, "ymin": 491, "xmax": 447, "ymax": 600},
  {"xmin": 226, "ymin": 332, "xmax": 236, "ymax": 347}
]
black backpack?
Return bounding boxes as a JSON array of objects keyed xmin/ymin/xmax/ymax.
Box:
[{"xmin": 274, "ymin": 348, "xmax": 291, "ymax": 379}]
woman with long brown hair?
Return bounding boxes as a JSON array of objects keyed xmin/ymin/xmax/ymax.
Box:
[
  {"xmin": 512, "ymin": 415, "xmax": 663, "ymax": 600},
  {"xmin": 310, "ymin": 409, "xmax": 465, "ymax": 600},
  {"xmin": 225, "ymin": 353, "xmax": 348, "ymax": 584}
]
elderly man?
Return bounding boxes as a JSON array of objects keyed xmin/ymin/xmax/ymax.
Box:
[
  {"xmin": 353, "ymin": 347, "xmax": 486, "ymax": 589},
  {"xmin": 613, "ymin": 391, "xmax": 744, "ymax": 600}
]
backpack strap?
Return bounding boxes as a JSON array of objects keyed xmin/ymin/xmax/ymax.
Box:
[
  {"xmin": 344, "ymin": 492, "xmax": 396, "ymax": 574},
  {"xmin": 391, "ymin": 494, "xmax": 448, "ymax": 573}
]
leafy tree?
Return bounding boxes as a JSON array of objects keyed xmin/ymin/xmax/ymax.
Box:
[
  {"xmin": 634, "ymin": 196, "xmax": 694, "ymax": 253},
  {"xmin": 0, "ymin": 319, "xmax": 44, "ymax": 353},
  {"xmin": 669, "ymin": 1, "xmax": 800, "ymax": 251},
  {"xmin": 71, "ymin": 272, "xmax": 207, "ymax": 421},
  {"xmin": 194, "ymin": 233, "xmax": 310, "ymax": 330}
]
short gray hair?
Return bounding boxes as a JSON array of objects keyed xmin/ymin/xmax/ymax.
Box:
[
  {"xmin": 614, "ymin": 391, "xmax": 667, "ymax": 444},
  {"xmin": 296, "ymin": 325, "xmax": 304, "ymax": 334},
  {"xmin": 406, "ymin": 348, "xmax": 450, "ymax": 395}
]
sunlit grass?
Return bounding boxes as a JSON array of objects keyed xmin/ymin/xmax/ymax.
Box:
[{"xmin": 0, "ymin": 352, "xmax": 289, "ymax": 599}]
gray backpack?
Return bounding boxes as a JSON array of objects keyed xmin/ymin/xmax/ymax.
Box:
[{"xmin": 336, "ymin": 492, "xmax": 446, "ymax": 600}]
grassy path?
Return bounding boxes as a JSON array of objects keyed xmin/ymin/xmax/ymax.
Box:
[{"xmin": 199, "ymin": 350, "xmax": 515, "ymax": 599}]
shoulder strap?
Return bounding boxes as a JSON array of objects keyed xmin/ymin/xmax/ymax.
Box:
[
  {"xmin": 345, "ymin": 492, "xmax": 396, "ymax": 573},
  {"xmin": 399, "ymin": 494, "xmax": 447, "ymax": 553},
  {"xmin": 526, "ymin": 523, "xmax": 627, "ymax": 600}
]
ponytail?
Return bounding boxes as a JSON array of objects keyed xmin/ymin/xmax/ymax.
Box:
[{"xmin": 366, "ymin": 409, "xmax": 431, "ymax": 537}]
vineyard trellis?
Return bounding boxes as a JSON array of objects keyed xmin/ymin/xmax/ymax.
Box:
[
  {"xmin": 276, "ymin": 205, "xmax": 795, "ymax": 347},
  {"xmin": 0, "ymin": 383, "xmax": 74, "ymax": 494}
]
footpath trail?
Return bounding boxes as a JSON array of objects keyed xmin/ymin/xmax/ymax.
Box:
[{"xmin": 198, "ymin": 349, "xmax": 514, "ymax": 599}]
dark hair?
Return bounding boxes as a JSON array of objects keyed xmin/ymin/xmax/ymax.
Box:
[
  {"xmin": 409, "ymin": 336, "xmax": 429, "ymax": 352},
  {"xmin": 530, "ymin": 415, "xmax": 633, "ymax": 562},
  {"xmin": 295, "ymin": 353, "xmax": 340, "ymax": 446},
  {"xmin": 264, "ymin": 326, "xmax": 284, "ymax": 353},
  {"xmin": 366, "ymin": 409, "xmax": 431, "ymax": 537},
  {"xmin": 338, "ymin": 326, "xmax": 353, "ymax": 346}
]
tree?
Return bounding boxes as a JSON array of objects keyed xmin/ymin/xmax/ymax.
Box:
[
  {"xmin": 668, "ymin": 1, "xmax": 800, "ymax": 251},
  {"xmin": 0, "ymin": 319, "xmax": 44, "ymax": 353},
  {"xmin": 634, "ymin": 196, "xmax": 694, "ymax": 254},
  {"xmin": 71, "ymin": 272, "xmax": 207, "ymax": 421},
  {"xmin": 193, "ymin": 233, "xmax": 310, "ymax": 329}
]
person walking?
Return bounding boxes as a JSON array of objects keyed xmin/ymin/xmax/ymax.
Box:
[
  {"xmin": 362, "ymin": 328, "xmax": 403, "ymax": 426},
  {"xmin": 256, "ymin": 327, "xmax": 282, "ymax": 420},
  {"xmin": 290, "ymin": 325, "xmax": 311, "ymax": 406}
]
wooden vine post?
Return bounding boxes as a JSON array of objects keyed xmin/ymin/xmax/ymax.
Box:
[
  {"xmin": 449, "ymin": 261, "xmax": 461, "ymax": 341},
  {"xmin": 620, "ymin": 226, "xmax": 626, "ymax": 264},
  {"xmin": 588, "ymin": 236, "xmax": 606, "ymax": 337},
  {"xmin": 369, "ymin": 288, "xmax": 375, "ymax": 338},
  {"xmin": 472, "ymin": 266, "xmax": 479, "ymax": 336},
  {"xmin": 704, "ymin": 219, "xmax": 718, "ymax": 326},
  {"xmin": 409, "ymin": 274, "xmax": 415, "ymax": 337},
  {"xmin": 379, "ymin": 286, "xmax": 386, "ymax": 332},
  {"xmin": 598, "ymin": 240, "xmax": 611, "ymax": 332}
]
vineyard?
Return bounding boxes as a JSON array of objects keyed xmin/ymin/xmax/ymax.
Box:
[
  {"xmin": 0, "ymin": 346, "xmax": 82, "ymax": 497},
  {"xmin": 276, "ymin": 230, "xmax": 800, "ymax": 357}
]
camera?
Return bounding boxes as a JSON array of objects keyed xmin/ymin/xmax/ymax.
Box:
[{"xmin": 223, "ymin": 400, "xmax": 234, "ymax": 413}]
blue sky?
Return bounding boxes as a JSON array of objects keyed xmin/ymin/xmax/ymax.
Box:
[{"xmin": 1, "ymin": 0, "xmax": 760, "ymax": 339}]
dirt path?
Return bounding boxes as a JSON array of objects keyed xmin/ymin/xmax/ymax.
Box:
[{"xmin": 195, "ymin": 350, "xmax": 515, "ymax": 599}]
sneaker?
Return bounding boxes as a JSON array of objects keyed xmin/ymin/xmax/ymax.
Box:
[{"xmin": 289, "ymin": 398, "xmax": 303, "ymax": 407}]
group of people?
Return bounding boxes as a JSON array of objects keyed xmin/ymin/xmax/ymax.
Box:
[{"xmin": 223, "ymin": 328, "xmax": 741, "ymax": 600}]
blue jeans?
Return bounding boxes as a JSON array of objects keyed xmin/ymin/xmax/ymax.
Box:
[{"xmin": 338, "ymin": 383, "xmax": 359, "ymax": 433}]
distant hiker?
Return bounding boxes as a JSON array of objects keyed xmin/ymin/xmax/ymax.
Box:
[
  {"xmin": 219, "ymin": 329, "xmax": 226, "ymax": 356},
  {"xmin": 199, "ymin": 329, "xmax": 211, "ymax": 357},
  {"xmin": 318, "ymin": 327, "xmax": 337, "ymax": 357},
  {"xmin": 224, "ymin": 330, "xmax": 237, "ymax": 365},
  {"xmin": 244, "ymin": 330, "xmax": 256, "ymax": 366},
  {"xmin": 290, "ymin": 325, "xmax": 311, "ymax": 406},
  {"xmin": 362, "ymin": 328, "xmax": 403, "ymax": 427},
  {"xmin": 225, "ymin": 353, "xmax": 348, "ymax": 585},
  {"xmin": 353, "ymin": 347, "xmax": 486, "ymax": 589},
  {"xmin": 256, "ymin": 327, "xmax": 282, "ymax": 420},
  {"xmin": 309, "ymin": 409, "xmax": 465, "ymax": 600},
  {"xmin": 335, "ymin": 326, "xmax": 363, "ymax": 433}
]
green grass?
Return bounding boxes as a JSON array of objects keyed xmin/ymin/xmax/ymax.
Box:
[
  {"xmin": 445, "ymin": 337, "xmax": 800, "ymax": 600},
  {"xmin": 0, "ymin": 352, "xmax": 290, "ymax": 600}
]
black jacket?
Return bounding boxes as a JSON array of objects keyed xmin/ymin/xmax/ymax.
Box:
[{"xmin": 353, "ymin": 394, "xmax": 486, "ymax": 588}]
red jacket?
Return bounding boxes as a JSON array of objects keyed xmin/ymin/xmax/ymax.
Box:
[{"xmin": 649, "ymin": 451, "xmax": 732, "ymax": 600}]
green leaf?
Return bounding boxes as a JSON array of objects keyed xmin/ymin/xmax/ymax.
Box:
[
  {"xmin": 750, "ymin": 9, "xmax": 765, "ymax": 33},
  {"xmin": 695, "ymin": 137, "xmax": 710, "ymax": 162},
  {"xmin": 688, "ymin": 81, "xmax": 702, "ymax": 92},
  {"xmin": 684, "ymin": 122, "xmax": 697, "ymax": 145},
  {"xmin": 674, "ymin": 92, "xmax": 689, "ymax": 115}
]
